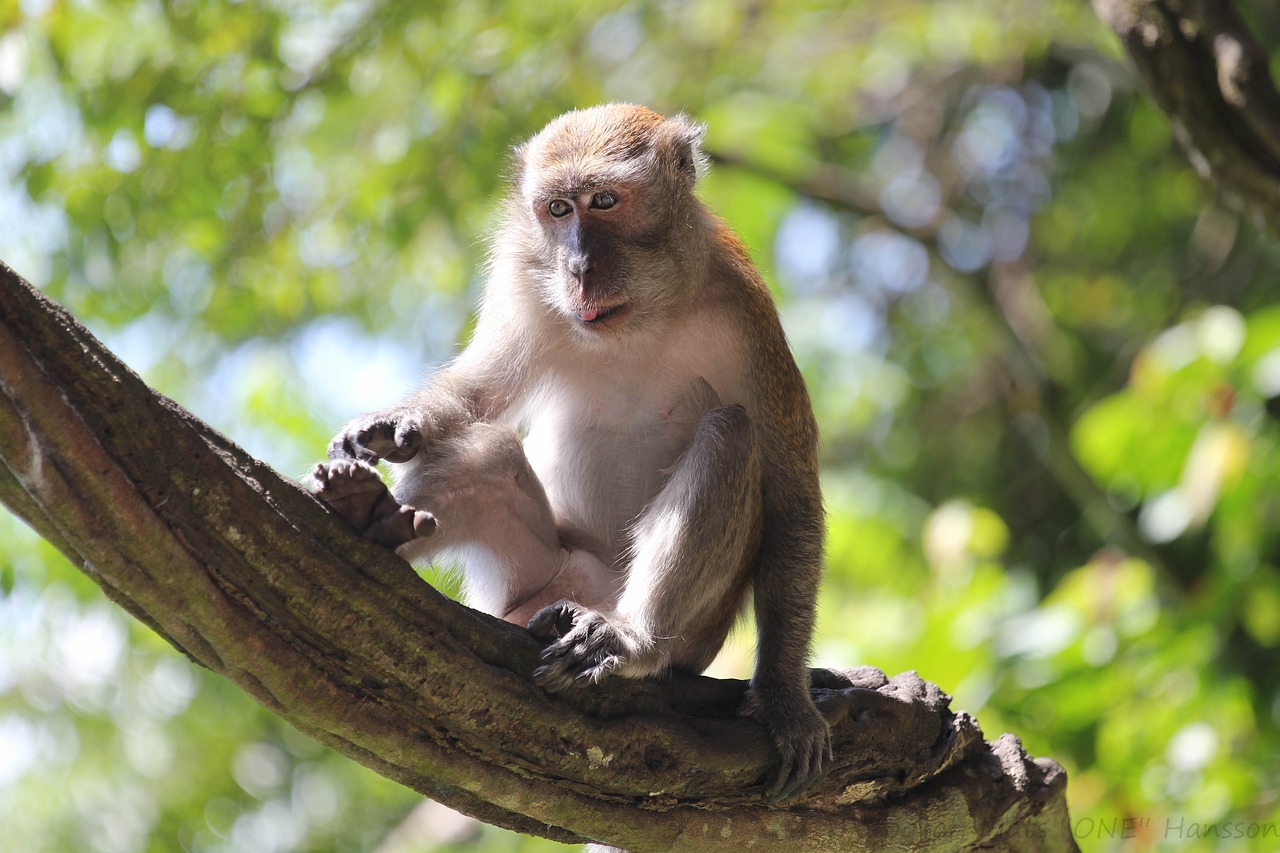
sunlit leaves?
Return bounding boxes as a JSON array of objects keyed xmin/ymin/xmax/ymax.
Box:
[
  {"xmin": 1072, "ymin": 306, "xmax": 1277, "ymax": 548},
  {"xmin": 1073, "ymin": 394, "xmax": 1198, "ymax": 496}
]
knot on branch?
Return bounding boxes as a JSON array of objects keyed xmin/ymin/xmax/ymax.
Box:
[
  {"xmin": 810, "ymin": 666, "xmax": 983, "ymax": 804},
  {"xmin": 806, "ymin": 667, "xmax": 1065, "ymax": 817}
]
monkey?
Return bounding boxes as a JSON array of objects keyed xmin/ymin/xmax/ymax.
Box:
[{"xmin": 312, "ymin": 104, "xmax": 832, "ymax": 804}]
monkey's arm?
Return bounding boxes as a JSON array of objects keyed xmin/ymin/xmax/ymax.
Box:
[
  {"xmin": 328, "ymin": 327, "xmax": 523, "ymax": 464},
  {"xmin": 328, "ymin": 373, "xmax": 478, "ymax": 463},
  {"xmin": 739, "ymin": 352, "xmax": 832, "ymax": 802},
  {"xmin": 320, "ymin": 323, "xmax": 529, "ymax": 547}
]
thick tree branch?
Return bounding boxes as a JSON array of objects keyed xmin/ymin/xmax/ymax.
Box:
[
  {"xmin": 1094, "ymin": 0, "xmax": 1280, "ymax": 228},
  {"xmin": 0, "ymin": 261, "xmax": 1077, "ymax": 852}
]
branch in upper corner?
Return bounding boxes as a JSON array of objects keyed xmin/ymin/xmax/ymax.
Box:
[{"xmin": 1092, "ymin": 0, "xmax": 1280, "ymax": 230}]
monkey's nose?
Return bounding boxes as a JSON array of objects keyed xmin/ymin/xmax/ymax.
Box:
[{"xmin": 567, "ymin": 254, "xmax": 594, "ymax": 279}]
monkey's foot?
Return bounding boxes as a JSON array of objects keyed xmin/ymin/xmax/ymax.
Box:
[
  {"xmin": 311, "ymin": 459, "xmax": 436, "ymax": 549},
  {"xmin": 742, "ymin": 686, "xmax": 833, "ymax": 803},
  {"xmin": 528, "ymin": 600, "xmax": 635, "ymax": 692}
]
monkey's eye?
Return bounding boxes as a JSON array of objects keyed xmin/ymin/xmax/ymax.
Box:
[
  {"xmin": 548, "ymin": 199, "xmax": 573, "ymax": 218},
  {"xmin": 590, "ymin": 190, "xmax": 618, "ymax": 210}
]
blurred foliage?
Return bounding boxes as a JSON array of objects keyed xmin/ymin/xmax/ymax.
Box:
[{"xmin": 2, "ymin": 0, "xmax": 1280, "ymax": 851}]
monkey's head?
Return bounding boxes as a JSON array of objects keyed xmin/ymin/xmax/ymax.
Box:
[{"xmin": 509, "ymin": 104, "xmax": 709, "ymax": 340}]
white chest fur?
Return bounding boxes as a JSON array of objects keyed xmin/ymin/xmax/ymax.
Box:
[{"xmin": 516, "ymin": 317, "xmax": 747, "ymax": 559}]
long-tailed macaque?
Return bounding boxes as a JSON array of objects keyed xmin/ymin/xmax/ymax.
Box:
[{"xmin": 312, "ymin": 104, "xmax": 831, "ymax": 801}]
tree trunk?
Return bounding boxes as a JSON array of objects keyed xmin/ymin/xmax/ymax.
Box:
[
  {"xmin": 1093, "ymin": 0, "xmax": 1280, "ymax": 229},
  {"xmin": 0, "ymin": 260, "xmax": 1078, "ymax": 852}
]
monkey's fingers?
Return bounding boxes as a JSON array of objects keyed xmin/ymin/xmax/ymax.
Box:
[
  {"xmin": 572, "ymin": 654, "xmax": 621, "ymax": 684},
  {"xmin": 389, "ymin": 415, "xmax": 425, "ymax": 463},
  {"xmin": 764, "ymin": 750, "xmax": 822, "ymax": 803},
  {"xmin": 328, "ymin": 423, "xmax": 386, "ymax": 462},
  {"xmin": 741, "ymin": 689, "xmax": 832, "ymax": 804},
  {"xmin": 564, "ymin": 623, "xmax": 623, "ymax": 681},
  {"xmin": 328, "ymin": 416, "xmax": 422, "ymax": 464},
  {"xmin": 532, "ymin": 663, "xmax": 572, "ymax": 693},
  {"xmin": 311, "ymin": 458, "xmax": 383, "ymax": 503}
]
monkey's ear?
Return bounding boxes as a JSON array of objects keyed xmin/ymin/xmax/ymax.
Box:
[{"xmin": 656, "ymin": 113, "xmax": 708, "ymax": 185}]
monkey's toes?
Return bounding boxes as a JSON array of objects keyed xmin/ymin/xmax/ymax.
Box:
[
  {"xmin": 364, "ymin": 504, "xmax": 437, "ymax": 550},
  {"xmin": 533, "ymin": 653, "xmax": 620, "ymax": 692},
  {"xmin": 311, "ymin": 459, "xmax": 435, "ymax": 549},
  {"xmin": 312, "ymin": 458, "xmax": 378, "ymax": 487},
  {"xmin": 527, "ymin": 599, "xmax": 581, "ymax": 640},
  {"xmin": 530, "ymin": 602, "xmax": 625, "ymax": 692}
]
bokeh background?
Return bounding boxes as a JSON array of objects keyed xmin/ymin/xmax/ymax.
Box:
[{"xmin": 2, "ymin": 1, "xmax": 1279, "ymax": 850}]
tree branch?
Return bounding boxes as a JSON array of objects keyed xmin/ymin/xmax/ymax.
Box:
[
  {"xmin": 0, "ymin": 260, "xmax": 1077, "ymax": 852},
  {"xmin": 1093, "ymin": 0, "xmax": 1280, "ymax": 229}
]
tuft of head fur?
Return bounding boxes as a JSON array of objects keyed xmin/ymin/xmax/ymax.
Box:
[{"xmin": 513, "ymin": 104, "xmax": 707, "ymax": 202}]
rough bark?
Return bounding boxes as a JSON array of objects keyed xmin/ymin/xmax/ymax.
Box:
[
  {"xmin": 0, "ymin": 260, "xmax": 1078, "ymax": 852},
  {"xmin": 1093, "ymin": 0, "xmax": 1280, "ymax": 229}
]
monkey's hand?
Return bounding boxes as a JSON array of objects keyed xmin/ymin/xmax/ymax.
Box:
[
  {"xmin": 527, "ymin": 600, "xmax": 642, "ymax": 691},
  {"xmin": 311, "ymin": 459, "xmax": 436, "ymax": 549},
  {"xmin": 742, "ymin": 686, "xmax": 833, "ymax": 803},
  {"xmin": 327, "ymin": 409, "xmax": 426, "ymax": 464}
]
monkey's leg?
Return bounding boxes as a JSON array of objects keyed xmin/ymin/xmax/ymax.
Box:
[
  {"xmin": 389, "ymin": 422, "xmax": 601, "ymax": 620},
  {"xmin": 529, "ymin": 403, "xmax": 760, "ymax": 688},
  {"xmin": 311, "ymin": 458, "xmax": 437, "ymax": 549}
]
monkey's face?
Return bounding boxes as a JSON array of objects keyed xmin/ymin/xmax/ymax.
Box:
[
  {"xmin": 531, "ymin": 182, "xmax": 664, "ymax": 337},
  {"xmin": 512, "ymin": 104, "xmax": 707, "ymax": 342}
]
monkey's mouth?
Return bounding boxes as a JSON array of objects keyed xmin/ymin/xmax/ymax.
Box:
[{"xmin": 576, "ymin": 303, "xmax": 629, "ymax": 329}]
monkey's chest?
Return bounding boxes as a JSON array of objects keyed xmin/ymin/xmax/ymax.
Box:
[{"xmin": 521, "ymin": 384, "xmax": 714, "ymax": 556}]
